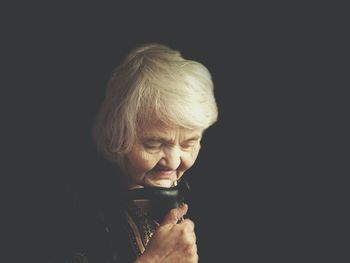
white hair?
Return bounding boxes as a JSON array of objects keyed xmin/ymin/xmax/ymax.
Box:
[{"xmin": 92, "ymin": 43, "xmax": 218, "ymax": 164}]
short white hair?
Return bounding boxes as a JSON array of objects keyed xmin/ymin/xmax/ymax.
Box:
[{"xmin": 92, "ymin": 43, "xmax": 218, "ymax": 164}]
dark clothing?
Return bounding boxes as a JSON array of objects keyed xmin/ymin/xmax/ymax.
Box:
[
  {"xmin": 49, "ymin": 204, "xmax": 157, "ymax": 263},
  {"xmin": 46, "ymin": 166, "xmax": 189, "ymax": 263},
  {"xmin": 46, "ymin": 178, "xmax": 158, "ymax": 263}
]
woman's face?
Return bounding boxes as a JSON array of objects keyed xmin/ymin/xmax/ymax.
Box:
[{"xmin": 124, "ymin": 125, "xmax": 203, "ymax": 189}]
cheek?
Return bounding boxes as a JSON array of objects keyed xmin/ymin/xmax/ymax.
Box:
[
  {"xmin": 128, "ymin": 150, "xmax": 161, "ymax": 172},
  {"xmin": 181, "ymin": 144, "xmax": 201, "ymax": 170}
]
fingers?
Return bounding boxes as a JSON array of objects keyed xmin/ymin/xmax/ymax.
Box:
[
  {"xmin": 181, "ymin": 218, "xmax": 195, "ymax": 233},
  {"xmin": 161, "ymin": 203, "xmax": 188, "ymax": 226},
  {"xmin": 145, "ymin": 205, "xmax": 198, "ymax": 263}
]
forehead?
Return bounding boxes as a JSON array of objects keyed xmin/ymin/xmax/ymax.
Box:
[{"xmin": 138, "ymin": 125, "xmax": 202, "ymax": 139}]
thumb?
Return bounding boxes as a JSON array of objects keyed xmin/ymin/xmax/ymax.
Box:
[{"xmin": 160, "ymin": 204, "xmax": 188, "ymax": 226}]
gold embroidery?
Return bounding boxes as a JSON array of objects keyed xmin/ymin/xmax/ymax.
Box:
[
  {"xmin": 124, "ymin": 204, "xmax": 157, "ymax": 257},
  {"xmin": 125, "ymin": 212, "xmax": 146, "ymax": 254}
]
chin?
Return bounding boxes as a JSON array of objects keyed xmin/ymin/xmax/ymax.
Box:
[{"xmin": 144, "ymin": 178, "xmax": 175, "ymax": 188}]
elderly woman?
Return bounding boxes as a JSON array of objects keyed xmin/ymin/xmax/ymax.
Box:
[{"xmin": 55, "ymin": 43, "xmax": 218, "ymax": 262}]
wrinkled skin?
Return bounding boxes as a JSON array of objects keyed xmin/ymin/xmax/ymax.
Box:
[{"xmin": 135, "ymin": 204, "xmax": 198, "ymax": 263}]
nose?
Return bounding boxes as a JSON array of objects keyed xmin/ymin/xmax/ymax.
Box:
[{"xmin": 159, "ymin": 146, "xmax": 181, "ymax": 170}]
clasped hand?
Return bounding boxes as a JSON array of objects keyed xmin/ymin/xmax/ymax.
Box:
[{"xmin": 136, "ymin": 204, "xmax": 198, "ymax": 263}]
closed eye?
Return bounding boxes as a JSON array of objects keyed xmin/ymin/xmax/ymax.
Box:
[
  {"xmin": 181, "ymin": 140, "xmax": 198, "ymax": 149},
  {"xmin": 142, "ymin": 138, "xmax": 166, "ymax": 151},
  {"xmin": 144, "ymin": 142, "xmax": 163, "ymax": 149}
]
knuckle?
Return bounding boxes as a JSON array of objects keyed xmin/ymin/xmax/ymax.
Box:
[
  {"xmin": 184, "ymin": 243, "xmax": 198, "ymax": 257},
  {"xmin": 179, "ymin": 226, "xmax": 188, "ymax": 236},
  {"xmin": 182, "ymin": 231, "xmax": 196, "ymax": 245},
  {"xmin": 168, "ymin": 209, "xmax": 178, "ymax": 221},
  {"xmin": 169, "ymin": 209, "xmax": 177, "ymax": 217},
  {"xmin": 183, "ymin": 219, "xmax": 195, "ymax": 231}
]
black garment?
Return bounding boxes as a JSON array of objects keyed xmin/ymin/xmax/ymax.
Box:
[
  {"xmin": 47, "ymin": 180, "xmax": 158, "ymax": 263},
  {"xmin": 46, "ymin": 169, "xmax": 190, "ymax": 263},
  {"xmin": 49, "ymin": 204, "xmax": 155, "ymax": 263}
]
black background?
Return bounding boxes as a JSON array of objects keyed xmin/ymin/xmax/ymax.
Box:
[{"xmin": 3, "ymin": 2, "xmax": 347, "ymax": 262}]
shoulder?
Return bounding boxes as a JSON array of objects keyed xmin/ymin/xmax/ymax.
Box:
[{"xmin": 47, "ymin": 180, "xmax": 136, "ymax": 262}]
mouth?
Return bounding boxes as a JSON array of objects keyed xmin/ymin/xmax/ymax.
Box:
[
  {"xmin": 143, "ymin": 165, "xmax": 180, "ymax": 188},
  {"xmin": 149, "ymin": 165, "xmax": 177, "ymax": 179}
]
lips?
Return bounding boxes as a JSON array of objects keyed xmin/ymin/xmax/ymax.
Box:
[
  {"xmin": 154, "ymin": 169, "xmax": 175, "ymax": 177},
  {"xmin": 150, "ymin": 165, "xmax": 176, "ymax": 178},
  {"xmin": 143, "ymin": 166, "xmax": 177, "ymax": 188}
]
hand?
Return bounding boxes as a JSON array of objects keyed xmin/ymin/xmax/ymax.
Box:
[{"xmin": 136, "ymin": 204, "xmax": 198, "ymax": 263}]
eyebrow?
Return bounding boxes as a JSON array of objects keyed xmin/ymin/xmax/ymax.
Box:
[
  {"xmin": 183, "ymin": 136, "xmax": 201, "ymax": 142},
  {"xmin": 142, "ymin": 135, "xmax": 201, "ymax": 144}
]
